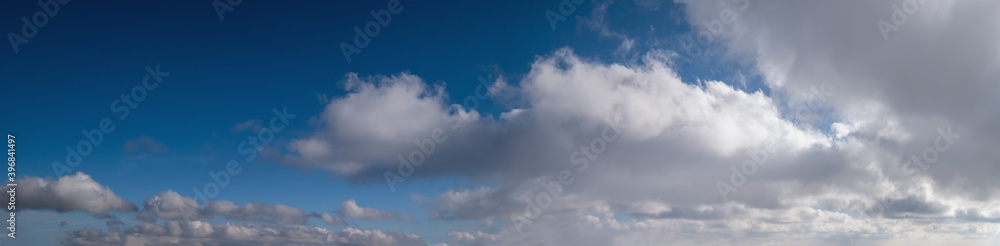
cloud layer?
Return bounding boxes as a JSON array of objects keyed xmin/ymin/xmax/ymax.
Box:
[
  {"xmin": 63, "ymin": 222, "xmax": 430, "ymax": 246},
  {"xmin": 31, "ymin": 174, "xmax": 420, "ymax": 245}
]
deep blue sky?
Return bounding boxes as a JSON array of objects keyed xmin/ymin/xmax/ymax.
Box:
[{"xmin": 0, "ymin": 0, "xmax": 766, "ymax": 244}]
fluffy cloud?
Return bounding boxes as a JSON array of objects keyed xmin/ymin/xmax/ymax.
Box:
[
  {"xmin": 8, "ymin": 172, "xmax": 137, "ymax": 213},
  {"xmin": 338, "ymin": 199, "xmax": 414, "ymax": 221},
  {"xmin": 338, "ymin": 49, "xmax": 834, "ymax": 215},
  {"xmin": 278, "ymin": 72, "xmax": 472, "ymax": 177},
  {"xmin": 279, "ymin": 49, "xmax": 826, "ymax": 198},
  {"xmin": 62, "ymin": 222, "xmax": 430, "ymax": 246}
]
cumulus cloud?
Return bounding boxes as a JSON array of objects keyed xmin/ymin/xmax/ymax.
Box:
[
  {"xmin": 277, "ymin": 72, "xmax": 473, "ymax": 177},
  {"xmin": 8, "ymin": 172, "xmax": 137, "ymax": 213},
  {"xmin": 338, "ymin": 199, "xmax": 414, "ymax": 221},
  {"xmin": 283, "ymin": 48, "xmax": 828, "ymax": 189},
  {"xmin": 295, "ymin": 49, "xmax": 834, "ymax": 219}
]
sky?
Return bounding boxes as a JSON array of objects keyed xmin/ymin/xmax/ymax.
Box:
[{"xmin": 1, "ymin": 0, "xmax": 999, "ymax": 245}]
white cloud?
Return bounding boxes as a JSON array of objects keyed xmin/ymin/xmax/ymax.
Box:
[
  {"xmin": 9, "ymin": 172, "xmax": 137, "ymax": 213},
  {"xmin": 279, "ymin": 72, "xmax": 477, "ymax": 176}
]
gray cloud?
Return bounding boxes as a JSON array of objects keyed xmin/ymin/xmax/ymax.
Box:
[
  {"xmin": 678, "ymin": 0, "xmax": 1000, "ymax": 201},
  {"xmin": 136, "ymin": 211, "xmax": 156, "ymax": 223},
  {"xmin": 430, "ymin": 186, "xmax": 520, "ymax": 220}
]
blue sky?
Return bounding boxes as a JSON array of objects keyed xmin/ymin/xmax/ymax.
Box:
[{"xmin": 4, "ymin": 0, "xmax": 1000, "ymax": 245}]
